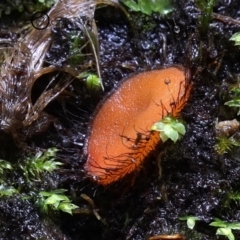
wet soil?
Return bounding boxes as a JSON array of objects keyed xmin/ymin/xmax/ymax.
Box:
[{"xmin": 1, "ymin": 0, "xmax": 240, "ymax": 239}]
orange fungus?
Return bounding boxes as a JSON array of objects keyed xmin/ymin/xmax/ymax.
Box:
[{"xmin": 84, "ymin": 65, "xmax": 192, "ymax": 185}]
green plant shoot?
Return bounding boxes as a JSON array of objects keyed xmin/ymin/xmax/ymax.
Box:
[
  {"xmin": 0, "ymin": 159, "xmax": 12, "ymax": 175},
  {"xmin": 195, "ymin": 0, "xmax": 215, "ymax": 31},
  {"xmin": 37, "ymin": 189, "xmax": 78, "ymax": 215},
  {"xmin": 225, "ymin": 87, "xmax": 240, "ymax": 115},
  {"xmin": 78, "ymin": 72, "xmax": 102, "ymax": 91},
  {"xmin": 210, "ymin": 218, "xmax": 240, "ymax": 240},
  {"xmin": 0, "ymin": 185, "xmax": 18, "ymax": 197},
  {"xmin": 230, "ymin": 32, "xmax": 240, "ymax": 46},
  {"xmin": 228, "ymin": 192, "xmax": 240, "ymax": 202},
  {"xmin": 22, "ymin": 148, "xmax": 62, "ymax": 181},
  {"xmin": 38, "ymin": 0, "xmax": 56, "ymax": 8},
  {"xmin": 179, "ymin": 216, "xmax": 201, "ymax": 229},
  {"xmin": 151, "ymin": 116, "xmax": 186, "ymax": 143},
  {"xmin": 214, "ymin": 136, "xmax": 240, "ymax": 155},
  {"xmin": 120, "ymin": 0, "xmax": 173, "ymax": 16}
]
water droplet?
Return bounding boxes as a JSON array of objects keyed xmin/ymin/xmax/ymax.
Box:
[{"xmin": 174, "ymin": 25, "xmax": 180, "ymax": 34}]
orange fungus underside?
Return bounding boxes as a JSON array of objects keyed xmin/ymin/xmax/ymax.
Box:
[{"xmin": 84, "ymin": 65, "xmax": 192, "ymax": 185}]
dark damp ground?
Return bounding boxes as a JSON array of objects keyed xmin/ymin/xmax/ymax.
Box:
[{"xmin": 1, "ymin": 0, "xmax": 240, "ymax": 239}]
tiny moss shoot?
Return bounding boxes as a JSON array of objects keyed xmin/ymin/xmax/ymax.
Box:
[
  {"xmin": 69, "ymin": 32, "xmax": 87, "ymax": 66},
  {"xmin": 37, "ymin": 189, "xmax": 78, "ymax": 215},
  {"xmin": 226, "ymin": 192, "xmax": 240, "ymax": 206},
  {"xmin": 38, "ymin": 0, "xmax": 56, "ymax": 8},
  {"xmin": 180, "ymin": 216, "xmax": 240, "ymax": 240},
  {"xmin": 0, "ymin": 148, "xmax": 78, "ymax": 215},
  {"xmin": 225, "ymin": 87, "xmax": 240, "ymax": 115},
  {"xmin": 0, "ymin": 185, "xmax": 18, "ymax": 197},
  {"xmin": 0, "ymin": 159, "xmax": 12, "ymax": 176},
  {"xmin": 195, "ymin": 0, "xmax": 215, "ymax": 32},
  {"xmin": 0, "ymin": 0, "xmax": 56, "ymax": 17},
  {"xmin": 214, "ymin": 136, "xmax": 240, "ymax": 155},
  {"xmin": 78, "ymin": 72, "xmax": 102, "ymax": 91},
  {"xmin": 0, "ymin": 160, "xmax": 18, "ymax": 196},
  {"xmin": 21, "ymin": 148, "xmax": 63, "ymax": 181},
  {"xmin": 151, "ymin": 116, "xmax": 186, "ymax": 143}
]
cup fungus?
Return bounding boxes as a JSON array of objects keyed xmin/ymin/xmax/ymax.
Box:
[{"xmin": 84, "ymin": 65, "xmax": 192, "ymax": 185}]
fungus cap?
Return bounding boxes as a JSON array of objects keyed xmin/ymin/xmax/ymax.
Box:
[{"xmin": 84, "ymin": 65, "xmax": 191, "ymax": 185}]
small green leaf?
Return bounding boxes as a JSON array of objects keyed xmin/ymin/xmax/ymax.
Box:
[
  {"xmin": 58, "ymin": 202, "xmax": 78, "ymax": 215},
  {"xmin": 227, "ymin": 223, "xmax": 240, "ymax": 230},
  {"xmin": 77, "ymin": 72, "xmax": 101, "ymax": 91},
  {"xmin": 0, "ymin": 185, "xmax": 18, "ymax": 196},
  {"xmin": 224, "ymin": 87, "xmax": 240, "ymax": 115},
  {"xmin": 187, "ymin": 217, "xmax": 200, "ymax": 229},
  {"xmin": 216, "ymin": 228, "xmax": 235, "ymax": 240},
  {"xmin": 160, "ymin": 131, "xmax": 169, "ymax": 143},
  {"xmin": 22, "ymin": 148, "xmax": 62, "ymax": 181},
  {"xmin": 210, "ymin": 218, "xmax": 227, "ymax": 228},
  {"xmin": 38, "ymin": 189, "xmax": 78, "ymax": 215},
  {"xmin": 44, "ymin": 194, "xmax": 68, "ymax": 206},
  {"xmin": 120, "ymin": 0, "xmax": 173, "ymax": 15},
  {"xmin": 172, "ymin": 122, "xmax": 186, "ymax": 135},
  {"xmin": 0, "ymin": 160, "xmax": 12, "ymax": 170},
  {"xmin": 45, "ymin": 148, "xmax": 58, "ymax": 157},
  {"xmin": 230, "ymin": 32, "xmax": 240, "ymax": 46},
  {"xmin": 138, "ymin": 0, "xmax": 152, "ymax": 15},
  {"xmin": 151, "ymin": 121, "xmax": 163, "ymax": 130},
  {"xmin": 210, "ymin": 219, "xmax": 240, "ymax": 240},
  {"xmin": 41, "ymin": 160, "xmax": 63, "ymax": 172},
  {"xmin": 179, "ymin": 216, "xmax": 201, "ymax": 229},
  {"xmin": 225, "ymin": 99, "xmax": 240, "ymax": 107},
  {"xmin": 164, "ymin": 125, "xmax": 179, "ymax": 142},
  {"xmin": 39, "ymin": 189, "xmax": 67, "ymax": 197},
  {"xmin": 0, "ymin": 159, "xmax": 13, "ymax": 175},
  {"xmin": 86, "ymin": 74, "xmax": 101, "ymax": 90}
]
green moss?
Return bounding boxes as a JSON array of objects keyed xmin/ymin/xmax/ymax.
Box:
[
  {"xmin": 214, "ymin": 136, "xmax": 240, "ymax": 155},
  {"xmin": 210, "ymin": 218, "xmax": 240, "ymax": 240},
  {"xmin": 0, "ymin": 148, "xmax": 78, "ymax": 215},
  {"xmin": 20, "ymin": 148, "xmax": 62, "ymax": 181},
  {"xmin": 195, "ymin": 0, "xmax": 216, "ymax": 32},
  {"xmin": 225, "ymin": 87, "xmax": 240, "ymax": 115},
  {"xmin": 37, "ymin": 189, "xmax": 78, "ymax": 215},
  {"xmin": 0, "ymin": 0, "xmax": 56, "ymax": 18}
]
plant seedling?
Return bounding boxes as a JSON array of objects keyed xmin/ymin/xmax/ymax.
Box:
[
  {"xmin": 78, "ymin": 72, "xmax": 102, "ymax": 91},
  {"xmin": 37, "ymin": 189, "xmax": 78, "ymax": 215},
  {"xmin": 210, "ymin": 218, "xmax": 240, "ymax": 240},
  {"xmin": 230, "ymin": 32, "xmax": 240, "ymax": 46},
  {"xmin": 179, "ymin": 216, "xmax": 201, "ymax": 229},
  {"xmin": 151, "ymin": 116, "xmax": 186, "ymax": 143},
  {"xmin": 21, "ymin": 148, "xmax": 62, "ymax": 181},
  {"xmin": 0, "ymin": 159, "xmax": 12, "ymax": 175},
  {"xmin": 214, "ymin": 136, "xmax": 240, "ymax": 155},
  {"xmin": 225, "ymin": 87, "xmax": 240, "ymax": 115}
]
